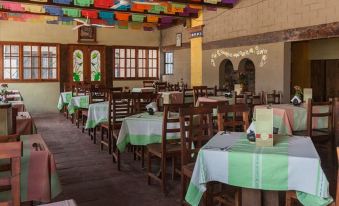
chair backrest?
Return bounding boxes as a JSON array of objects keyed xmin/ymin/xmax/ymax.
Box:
[
  {"xmin": 192, "ymin": 86, "xmax": 208, "ymax": 104},
  {"xmin": 235, "ymin": 93, "xmax": 246, "ymax": 104},
  {"xmin": 109, "ymin": 87, "xmax": 123, "ymax": 93},
  {"xmin": 179, "ymin": 107, "xmax": 213, "ymax": 165},
  {"xmin": 161, "ymin": 104, "xmax": 190, "ymax": 157},
  {"xmin": 265, "ymin": 90, "xmax": 281, "ymax": 104},
  {"xmin": 108, "ymin": 92, "xmax": 131, "ymax": 130},
  {"xmin": 73, "ymin": 83, "xmax": 91, "ymax": 96},
  {"xmin": 63, "ymin": 82, "xmax": 74, "ymax": 92},
  {"xmin": 182, "ymin": 88, "xmax": 194, "ymax": 104},
  {"xmin": 155, "ymin": 82, "xmax": 168, "ymax": 93},
  {"xmin": 143, "ymin": 80, "xmax": 154, "ymax": 88},
  {"xmin": 217, "ymin": 104, "xmax": 250, "ymax": 132},
  {"xmin": 89, "ymin": 88, "xmax": 108, "ymax": 104},
  {"xmin": 132, "ymin": 92, "xmax": 160, "ymax": 114},
  {"xmin": 0, "ymin": 141, "xmax": 22, "ymax": 206},
  {"xmin": 306, "ymin": 99, "xmax": 334, "ymax": 137}
]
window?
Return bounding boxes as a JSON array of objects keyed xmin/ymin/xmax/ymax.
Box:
[
  {"xmin": 41, "ymin": 46, "xmax": 57, "ymax": 80},
  {"xmin": 164, "ymin": 52, "xmax": 173, "ymax": 75},
  {"xmin": 3, "ymin": 45, "xmax": 19, "ymax": 80},
  {"xmin": 113, "ymin": 47, "xmax": 158, "ymax": 79},
  {"xmin": 73, "ymin": 50, "xmax": 83, "ymax": 82},
  {"xmin": 90, "ymin": 50, "xmax": 101, "ymax": 81},
  {"xmin": 0, "ymin": 42, "xmax": 59, "ymax": 81}
]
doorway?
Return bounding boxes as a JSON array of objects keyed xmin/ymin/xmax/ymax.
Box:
[{"xmin": 68, "ymin": 45, "xmax": 106, "ymax": 84}]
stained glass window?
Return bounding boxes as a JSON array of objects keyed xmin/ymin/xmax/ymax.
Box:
[
  {"xmin": 73, "ymin": 50, "xmax": 84, "ymax": 82},
  {"xmin": 90, "ymin": 50, "xmax": 101, "ymax": 81}
]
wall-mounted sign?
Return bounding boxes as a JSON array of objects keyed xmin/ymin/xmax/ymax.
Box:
[{"xmin": 187, "ymin": 25, "xmax": 204, "ymax": 39}]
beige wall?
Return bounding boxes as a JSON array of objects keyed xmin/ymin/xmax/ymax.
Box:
[
  {"xmin": 202, "ymin": 42, "xmax": 291, "ymax": 102},
  {"xmin": 162, "ymin": 48, "xmax": 191, "ymax": 86},
  {"xmin": 203, "ymin": 0, "xmax": 339, "ymax": 43},
  {"xmin": 0, "ymin": 21, "xmax": 160, "ymax": 113},
  {"xmin": 0, "ymin": 21, "xmax": 159, "ymax": 46},
  {"xmin": 6, "ymin": 83, "xmax": 60, "ymax": 113}
]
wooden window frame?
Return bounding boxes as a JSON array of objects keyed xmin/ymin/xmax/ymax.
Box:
[
  {"xmin": 0, "ymin": 41, "xmax": 60, "ymax": 83},
  {"xmin": 112, "ymin": 46, "xmax": 159, "ymax": 80},
  {"xmin": 164, "ymin": 52, "xmax": 174, "ymax": 75}
]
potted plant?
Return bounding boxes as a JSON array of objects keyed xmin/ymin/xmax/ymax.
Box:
[{"xmin": 0, "ymin": 84, "xmax": 8, "ymax": 103}]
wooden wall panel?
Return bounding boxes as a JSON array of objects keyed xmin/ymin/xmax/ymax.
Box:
[{"xmin": 291, "ymin": 42, "xmax": 311, "ymax": 97}]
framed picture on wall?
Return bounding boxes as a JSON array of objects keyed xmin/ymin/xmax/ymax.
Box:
[
  {"xmin": 78, "ymin": 26, "xmax": 97, "ymax": 43},
  {"xmin": 176, "ymin": 33, "xmax": 182, "ymax": 47}
]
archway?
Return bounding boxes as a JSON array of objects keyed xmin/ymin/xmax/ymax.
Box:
[
  {"xmin": 219, "ymin": 59, "xmax": 235, "ymax": 90},
  {"xmin": 238, "ymin": 58, "xmax": 255, "ymax": 93}
]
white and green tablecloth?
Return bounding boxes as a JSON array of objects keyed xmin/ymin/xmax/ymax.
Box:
[
  {"xmin": 67, "ymin": 95, "xmax": 89, "ymax": 115},
  {"xmin": 248, "ymin": 104, "xmax": 329, "ymax": 135},
  {"xmin": 117, "ymin": 112, "xmax": 179, "ymax": 152},
  {"xmin": 85, "ymin": 101, "xmax": 109, "ymax": 129},
  {"xmin": 186, "ymin": 132, "xmax": 332, "ymax": 206},
  {"xmin": 57, "ymin": 92, "xmax": 72, "ymax": 111}
]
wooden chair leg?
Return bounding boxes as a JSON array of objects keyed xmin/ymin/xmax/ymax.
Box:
[
  {"xmin": 93, "ymin": 127, "xmax": 97, "ymax": 144},
  {"xmin": 108, "ymin": 133, "xmax": 112, "ymax": 155},
  {"xmin": 285, "ymin": 191, "xmax": 294, "ymax": 206},
  {"xmin": 141, "ymin": 146, "xmax": 145, "ymax": 168},
  {"xmin": 161, "ymin": 156, "xmax": 166, "ymax": 194},
  {"xmin": 133, "ymin": 146, "xmax": 137, "ymax": 160},
  {"xmin": 181, "ymin": 174, "xmax": 186, "ymax": 204},
  {"xmin": 147, "ymin": 150, "xmax": 151, "ymax": 185},
  {"xmin": 171, "ymin": 157, "xmax": 175, "ymax": 180},
  {"xmin": 100, "ymin": 127, "xmax": 104, "ymax": 151}
]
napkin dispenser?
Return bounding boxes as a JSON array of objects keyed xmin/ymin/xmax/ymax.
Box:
[{"xmin": 146, "ymin": 102, "xmax": 158, "ymax": 115}]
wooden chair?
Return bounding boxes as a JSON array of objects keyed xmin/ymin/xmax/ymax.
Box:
[
  {"xmin": 155, "ymin": 82, "xmax": 168, "ymax": 93},
  {"xmin": 0, "ymin": 142, "xmax": 22, "ymax": 206},
  {"xmin": 100, "ymin": 92, "xmax": 131, "ymax": 170},
  {"xmin": 183, "ymin": 88, "xmax": 194, "ymax": 105},
  {"xmin": 192, "ymin": 86, "xmax": 208, "ymax": 104},
  {"xmin": 143, "ymin": 80, "xmax": 154, "ymax": 88},
  {"xmin": 179, "ymin": 107, "xmax": 214, "ymax": 205},
  {"xmin": 235, "ymin": 93, "xmax": 246, "ymax": 104},
  {"xmin": 131, "ymin": 92, "xmax": 160, "ymax": 167},
  {"xmin": 265, "ymin": 90, "xmax": 281, "ymax": 104},
  {"xmin": 217, "ymin": 104, "xmax": 250, "ymax": 132},
  {"xmin": 109, "ymin": 87, "xmax": 123, "ymax": 93},
  {"xmin": 82, "ymin": 87, "xmax": 108, "ymax": 143},
  {"xmin": 132, "ymin": 92, "xmax": 160, "ymax": 114},
  {"xmin": 0, "ymin": 106, "xmax": 19, "ymax": 143},
  {"xmin": 147, "ymin": 104, "xmax": 185, "ymax": 194},
  {"xmin": 73, "ymin": 83, "xmax": 91, "ymax": 125}
]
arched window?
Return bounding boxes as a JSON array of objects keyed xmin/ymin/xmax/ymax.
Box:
[
  {"xmin": 90, "ymin": 50, "xmax": 101, "ymax": 81},
  {"xmin": 219, "ymin": 59, "xmax": 235, "ymax": 91},
  {"xmin": 238, "ymin": 58, "xmax": 255, "ymax": 93},
  {"xmin": 73, "ymin": 50, "xmax": 83, "ymax": 82}
]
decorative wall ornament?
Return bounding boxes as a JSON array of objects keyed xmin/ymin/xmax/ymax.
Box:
[{"xmin": 210, "ymin": 46, "xmax": 268, "ymax": 68}]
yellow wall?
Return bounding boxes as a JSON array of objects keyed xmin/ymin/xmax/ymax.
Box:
[
  {"xmin": 0, "ymin": 21, "xmax": 160, "ymax": 113},
  {"xmin": 190, "ymin": 11, "xmax": 203, "ymax": 86}
]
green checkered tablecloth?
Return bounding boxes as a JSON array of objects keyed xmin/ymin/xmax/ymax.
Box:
[
  {"xmin": 186, "ymin": 133, "xmax": 332, "ymax": 206},
  {"xmin": 57, "ymin": 92, "xmax": 72, "ymax": 110},
  {"xmin": 67, "ymin": 95, "xmax": 89, "ymax": 115},
  {"xmin": 85, "ymin": 101, "xmax": 109, "ymax": 129},
  {"xmin": 116, "ymin": 112, "xmax": 180, "ymax": 152}
]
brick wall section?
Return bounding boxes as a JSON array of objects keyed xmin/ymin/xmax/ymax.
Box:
[{"xmin": 203, "ymin": 0, "xmax": 339, "ymax": 43}]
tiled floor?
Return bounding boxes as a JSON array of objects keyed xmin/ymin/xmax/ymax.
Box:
[{"xmin": 34, "ymin": 113, "xmax": 180, "ymax": 206}]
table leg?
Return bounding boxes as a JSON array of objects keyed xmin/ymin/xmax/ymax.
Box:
[
  {"xmin": 241, "ymin": 188, "xmax": 280, "ymax": 206},
  {"xmin": 242, "ymin": 188, "xmax": 261, "ymax": 206},
  {"xmin": 263, "ymin": 191, "xmax": 279, "ymax": 206}
]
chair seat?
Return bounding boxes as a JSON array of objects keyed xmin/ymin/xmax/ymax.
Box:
[
  {"xmin": 147, "ymin": 143, "xmax": 181, "ymax": 157},
  {"xmin": 182, "ymin": 162, "xmax": 195, "ymax": 178},
  {"xmin": 213, "ymin": 185, "xmax": 240, "ymax": 205},
  {"xmin": 100, "ymin": 122, "xmax": 109, "ymax": 129}
]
